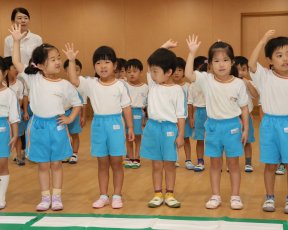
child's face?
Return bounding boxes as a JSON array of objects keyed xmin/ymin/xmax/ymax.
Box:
[
  {"xmin": 268, "ymin": 45, "xmax": 288, "ymax": 74},
  {"xmin": 126, "ymin": 67, "xmax": 141, "ymax": 83},
  {"xmin": 65, "ymin": 65, "xmax": 81, "ymax": 77},
  {"xmin": 14, "ymin": 12, "xmax": 30, "ymax": 32},
  {"xmin": 211, "ymin": 51, "xmax": 232, "ymax": 78},
  {"xmin": 94, "ymin": 59, "xmax": 115, "ymax": 80},
  {"xmin": 150, "ymin": 66, "xmax": 171, "ymax": 84},
  {"xmin": 119, "ymin": 67, "xmax": 126, "ymax": 79},
  {"xmin": 40, "ymin": 49, "xmax": 62, "ymax": 75},
  {"xmin": 172, "ymin": 67, "xmax": 184, "ymax": 82},
  {"xmin": 7, "ymin": 65, "xmax": 18, "ymax": 80},
  {"xmin": 236, "ymin": 64, "xmax": 249, "ymax": 79}
]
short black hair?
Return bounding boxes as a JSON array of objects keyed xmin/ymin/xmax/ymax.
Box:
[
  {"xmin": 0, "ymin": 56, "xmax": 8, "ymax": 73},
  {"xmin": 92, "ymin": 46, "xmax": 117, "ymax": 66},
  {"xmin": 63, "ymin": 59, "xmax": 82, "ymax": 70},
  {"xmin": 193, "ymin": 56, "xmax": 207, "ymax": 70},
  {"xmin": 208, "ymin": 41, "xmax": 234, "ymax": 64},
  {"xmin": 176, "ymin": 57, "xmax": 186, "ymax": 70},
  {"xmin": 265, "ymin": 37, "xmax": 288, "ymax": 59},
  {"xmin": 11, "ymin": 7, "xmax": 30, "ymax": 21},
  {"xmin": 147, "ymin": 48, "xmax": 177, "ymax": 74},
  {"xmin": 234, "ymin": 56, "xmax": 248, "ymax": 67},
  {"xmin": 125, "ymin": 58, "xmax": 143, "ymax": 71},
  {"xmin": 116, "ymin": 58, "xmax": 127, "ymax": 71},
  {"xmin": 230, "ymin": 65, "xmax": 239, "ymax": 78},
  {"xmin": 199, "ymin": 63, "xmax": 208, "ymax": 72},
  {"xmin": 3, "ymin": 56, "xmax": 13, "ymax": 69}
]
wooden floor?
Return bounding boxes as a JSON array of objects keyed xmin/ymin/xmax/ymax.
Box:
[{"xmin": 4, "ymin": 116, "xmax": 288, "ymax": 220}]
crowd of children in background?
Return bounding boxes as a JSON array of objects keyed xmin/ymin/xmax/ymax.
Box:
[{"xmin": 0, "ymin": 7, "xmax": 288, "ymax": 214}]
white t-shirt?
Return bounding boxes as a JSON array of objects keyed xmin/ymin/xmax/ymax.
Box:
[
  {"xmin": 77, "ymin": 77, "xmax": 131, "ymax": 115},
  {"xmin": 0, "ymin": 87, "xmax": 20, "ymax": 123},
  {"xmin": 4, "ymin": 79, "xmax": 24, "ymax": 100},
  {"xmin": 180, "ymin": 82, "xmax": 190, "ymax": 99},
  {"xmin": 4, "ymin": 31, "xmax": 42, "ymax": 66},
  {"xmin": 20, "ymin": 71, "xmax": 82, "ymax": 117},
  {"xmin": 195, "ymin": 71, "xmax": 248, "ymax": 119},
  {"xmin": 187, "ymin": 82, "xmax": 206, "ymax": 107},
  {"xmin": 250, "ymin": 63, "xmax": 288, "ymax": 115},
  {"xmin": 147, "ymin": 73, "xmax": 186, "ymax": 123},
  {"xmin": 125, "ymin": 82, "xmax": 148, "ymax": 108}
]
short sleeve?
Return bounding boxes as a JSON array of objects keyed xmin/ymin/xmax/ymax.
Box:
[
  {"xmin": 8, "ymin": 92, "xmax": 20, "ymax": 124},
  {"xmin": 187, "ymin": 84, "xmax": 194, "ymax": 105},
  {"xmin": 195, "ymin": 71, "xmax": 209, "ymax": 92},
  {"xmin": 176, "ymin": 87, "xmax": 186, "ymax": 119},
  {"xmin": 120, "ymin": 83, "xmax": 131, "ymax": 108},
  {"xmin": 66, "ymin": 82, "xmax": 83, "ymax": 108},
  {"xmin": 238, "ymin": 81, "xmax": 249, "ymax": 107},
  {"xmin": 249, "ymin": 63, "xmax": 268, "ymax": 91},
  {"xmin": 77, "ymin": 76, "xmax": 90, "ymax": 98}
]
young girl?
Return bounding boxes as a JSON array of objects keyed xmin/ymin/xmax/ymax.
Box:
[
  {"xmin": 0, "ymin": 56, "xmax": 19, "ymax": 209},
  {"xmin": 3, "ymin": 56, "xmax": 26, "ymax": 166},
  {"xmin": 185, "ymin": 35, "xmax": 249, "ymax": 210},
  {"xmin": 10, "ymin": 24, "xmax": 82, "ymax": 211},
  {"xmin": 172, "ymin": 57, "xmax": 194, "ymax": 170},
  {"xmin": 64, "ymin": 43, "xmax": 135, "ymax": 209}
]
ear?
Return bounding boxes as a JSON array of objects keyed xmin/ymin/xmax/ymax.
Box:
[
  {"xmin": 113, "ymin": 62, "xmax": 118, "ymax": 71},
  {"xmin": 266, "ymin": 57, "xmax": 273, "ymax": 65},
  {"xmin": 165, "ymin": 69, "xmax": 173, "ymax": 77}
]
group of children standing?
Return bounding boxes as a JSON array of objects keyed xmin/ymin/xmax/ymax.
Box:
[{"xmin": 0, "ymin": 7, "xmax": 288, "ymax": 215}]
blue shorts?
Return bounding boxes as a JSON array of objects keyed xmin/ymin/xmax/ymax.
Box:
[
  {"xmin": 0, "ymin": 117, "xmax": 11, "ymax": 158},
  {"xmin": 91, "ymin": 114, "xmax": 126, "ymax": 157},
  {"xmin": 184, "ymin": 118, "xmax": 193, "ymax": 138},
  {"xmin": 24, "ymin": 103, "xmax": 33, "ymax": 131},
  {"xmin": 260, "ymin": 114, "xmax": 288, "ymax": 164},
  {"xmin": 26, "ymin": 115, "xmax": 72, "ymax": 162},
  {"xmin": 65, "ymin": 108, "xmax": 82, "ymax": 134},
  {"xmin": 204, "ymin": 117, "xmax": 243, "ymax": 158},
  {"xmin": 140, "ymin": 119, "xmax": 178, "ymax": 161},
  {"xmin": 193, "ymin": 107, "xmax": 207, "ymax": 140},
  {"xmin": 126, "ymin": 108, "xmax": 143, "ymax": 135},
  {"xmin": 247, "ymin": 115, "xmax": 255, "ymax": 143}
]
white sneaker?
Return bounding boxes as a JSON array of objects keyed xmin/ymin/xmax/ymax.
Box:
[
  {"xmin": 230, "ymin": 196, "xmax": 243, "ymax": 210},
  {"xmin": 69, "ymin": 154, "xmax": 78, "ymax": 164},
  {"xmin": 148, "ymin": 192, "xmax": 164, "ymax": 208},
  {"xmin": 194, "ymin": 163, "xmax": 205, "ymax": 172},
  {"xmin": 185, "ymin": 161, "xmax": 195, "ymax": 170},
  {"xmin": 284, "ymin": 200, "xmax": 288, "ymax": 214},
  {"xmin": 262, "ymin": 199, "xmax": 275, "ymax": 212},
  {"xmin": 244, "ymin": 165, "xmax": 254, "ymax": 173},
  {"xmin": 206, "ymin": 195, "xmax": 221, "ymax": 209},
  {"xmin": 276, "ymin": 164, "xmax": 286, "ymax": 175}
]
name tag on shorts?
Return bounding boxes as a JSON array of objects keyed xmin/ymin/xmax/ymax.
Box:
[
  {"xmin": 0, "ymin": 127, "xmax": 6, "ymax": 132},
  {"xmin": 230, "ymin": 128, "xmax": 239, "ymax": 134},
  {"xmin": 167, "ymin": 131, "xmax": 175, "ymax": 137},
  {"xmin": 284, "ymin": 127, "xmax": 288, "ymax": 133},
  {"xmin": 133, "ymin": 115, "xmax": 141, "ymax": 119},
  {"xmin": 113, "ymin": 125, "xmax": 120, "ymax": 130},
  {"xmin": 57, "ymin": 125, "xmax": 65, "ymax": 131}
]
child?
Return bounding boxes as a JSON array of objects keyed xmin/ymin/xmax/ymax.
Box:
[
  {"xmin": 234, "ymin": 56, "xmax": 259, "ymax": 173},
  {"xmin": 115, "ymin": 58, "xmax": 127, "ymax": 80},
  {"xmin": 172, "ymin": 57, "xmax": 194, "ymax": 170},
  {"xmin": 0, "ymin": 56, "xmax": 19, "ymax": 209},
  {"xmin": 141, "ymin": 40, "xmax": 185, "ymax": 208},
  {"xmin": 187, "ymin": 56, "xmax": 208, "ymax": 172},
  {"xmin": 3, "ymin": 57, "xmax": 26, "ymax": 166},
  {"xmin": 10, "ymin": 24, "xmax": 82, "ymax": 211},
  {"xmin": 65, "ymin": 44, "xmax": 135, "ymax": 209},
  {"xmin": 248, "ymin": 30, "xmax": 288, "ymax": 213},
  {"xmin": 63, "ymin": 59, "xmax": 87, "ymax": 164},
  {"xmin": 185, "ymin": 35, "xmax": 249, "ymax": 210},
  {"xmin": 124, "ymin": 59, "xmax": 148, "ymax": 169}
]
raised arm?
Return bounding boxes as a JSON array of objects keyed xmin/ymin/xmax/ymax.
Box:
[
  {"xmin": 185, "ymin": 35, "xmax": 201, "ymax": 82},
  {"xmin": 9, "ymin": 24, "xmax": 27, "ymax": 73},
  {"xmin": 248, "ymin": 30, "xmax": 275, "ymax": 73},
  {"xmin": 161, "ymin": 39, "xmax": 178, "ymax": 49},
  {"xmin": 62, "ymin": 43, "xmax": 80, "ymax": 87}
]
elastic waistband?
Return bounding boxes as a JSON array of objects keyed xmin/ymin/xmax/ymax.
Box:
[
  {"xmin": 264, "ymin": 113, "xmax": 288, "ymax": 119},
  {"xmin": 93, "ymin": 113, "xmax": 121, "ymax": 119},
  {"xmin": 148, "ymin": 119, "xmax": 175, "ymax": 125},
  {"xmin": 0, "ymin": 117, "xmax": 8, "ymax": 121},
  {"xmin": 207, "ymin": 116, "xmax": 240, "ymax": 123},
  {"xmin": 196, "ymin": 107, "xmax": 206, "ymax": 110},
  {"xmin": 132, "ymin": 107, "xmax": 143, "ymax": 111},
  {"xmin": 33, "ymin": 115, "xmax": 59, "ymax": 121}
]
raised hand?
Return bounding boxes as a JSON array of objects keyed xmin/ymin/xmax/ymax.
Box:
[
  {"xmin": 261, "ymin": 30, "xmax": 275, "ymax": 44},
  {"xmin": 161, "ymin": 39, "xmax": 178, "ymax": 49},
  {"xmin": 8, "ymin": 24, "xmax": 27, "ymax": 41},
  {"xmin": 186, "ymin": 34, "xmax": 201, "ymax": 54},
  {"xmin": 62, "ymin": 43, "xmax": 79, "ymax": 61}
]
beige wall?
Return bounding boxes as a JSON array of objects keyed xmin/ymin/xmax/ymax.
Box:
[{"xmin": 0, "ymin": 0, "xmax": 288, "ymax": 77}]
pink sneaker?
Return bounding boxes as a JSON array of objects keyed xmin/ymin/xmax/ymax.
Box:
[
  {"xmin": 36, "ymin": 195, "xmax": 51, "ymax": 211},
  {"xmin": 112, "ymin": 195, "xmax": 123, "ymax": 209},
  {"xmin": 51, "ymin": 194, "xmax": 63, "ymax": 211},
  {"xmin": 92, "ymin": 195, "xmax": 109, "ymax": 209}
]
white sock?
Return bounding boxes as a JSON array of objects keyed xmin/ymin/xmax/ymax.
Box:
[{"xmin": 0, "ymin": 175, "xmax": 10, "ymax": 208}]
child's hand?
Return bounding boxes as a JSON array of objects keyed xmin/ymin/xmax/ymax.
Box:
[
  {"xmin": 80, "ymin": 116, "xmax": 86, "ymax": 128},
  {"xmin": 57, "ymin": 115, "xmax": 72, "ymax": 125},
  {"xmin": 62, "ymin": 43, "xmax": 79, "ymax": 61},
  {"xmin": 261, "ymin": 30, "xmax": 275, "ymax": 44},
  {"xmin": 23, "ymin": 112, "xmax": 30, "ymax": 121},
  {"xmin": 161, "ymin": 39, "xmax": 178, "ymax": 49},
  {"xmin": 186, "ymin": 34, "xmax": 201, "ymax": 54},
  {"xmin": 8, "ymin": 24, "xmax": 27, "ymax": 41},
  {"xmin": 241, "ymin": 130, "xmax": 248, "ymax": 146},
  {"xmin": 9, "ymin": 136, "xmax": 17, "ymax": 149},
  {"xmin": 189, "ymin": 117, "xmax": 194, "ymax": 128},
  {"xmin": 127, "ymin": 127, "xmax": 135, "ymax": 142},
  {"xmin": 175, "ymin": 136, "xmax": 184, "ymax": 149}
]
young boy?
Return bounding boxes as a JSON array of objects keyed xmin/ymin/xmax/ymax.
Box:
[
  {"xmin": 124, "ymin": 59, "xmax": 148, "ymax": 169},
  {"xmin": 248, "ymin": 30, "xmax": 288, "ymax": 213},
  {"xmin": 235, "ymin": 56, "xmax": 259, "ymax": 172},
  {"xmin": 140, "ymin": 40, "xmax": 185, "ymax": 208},
  {"xmin": 115, "ymin": 58, "xmax": 127, "ymax": 80},
  {"xmin": 172, "ymin": 57, "xmax": 194, "ymax": 170},
  {"xmin": 187, "ymin": 56, "xmax": 208, "ymax": 172},
  {"xmin": 63, "ymin": 59, "xmax": 87, "ymax": 164}
]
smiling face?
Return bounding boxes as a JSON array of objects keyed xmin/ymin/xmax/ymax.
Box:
[
  {"xmin": 268, "ymin": 45, "xmax": 288, "ymax": 76},
  {"xmin": 94, "ymin": 59, "xmax": 116, "ymax": 81},
  {"xmin": 236, "ymin": 64, "xmax": 249, "ymax": 79},
  {"xmin": 38, "ymin": 49, "xmax": 62, "ymax": 76},
  {"xmin": 210, "ymin": 51, "xmax": 233, "ymax": 78}
]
